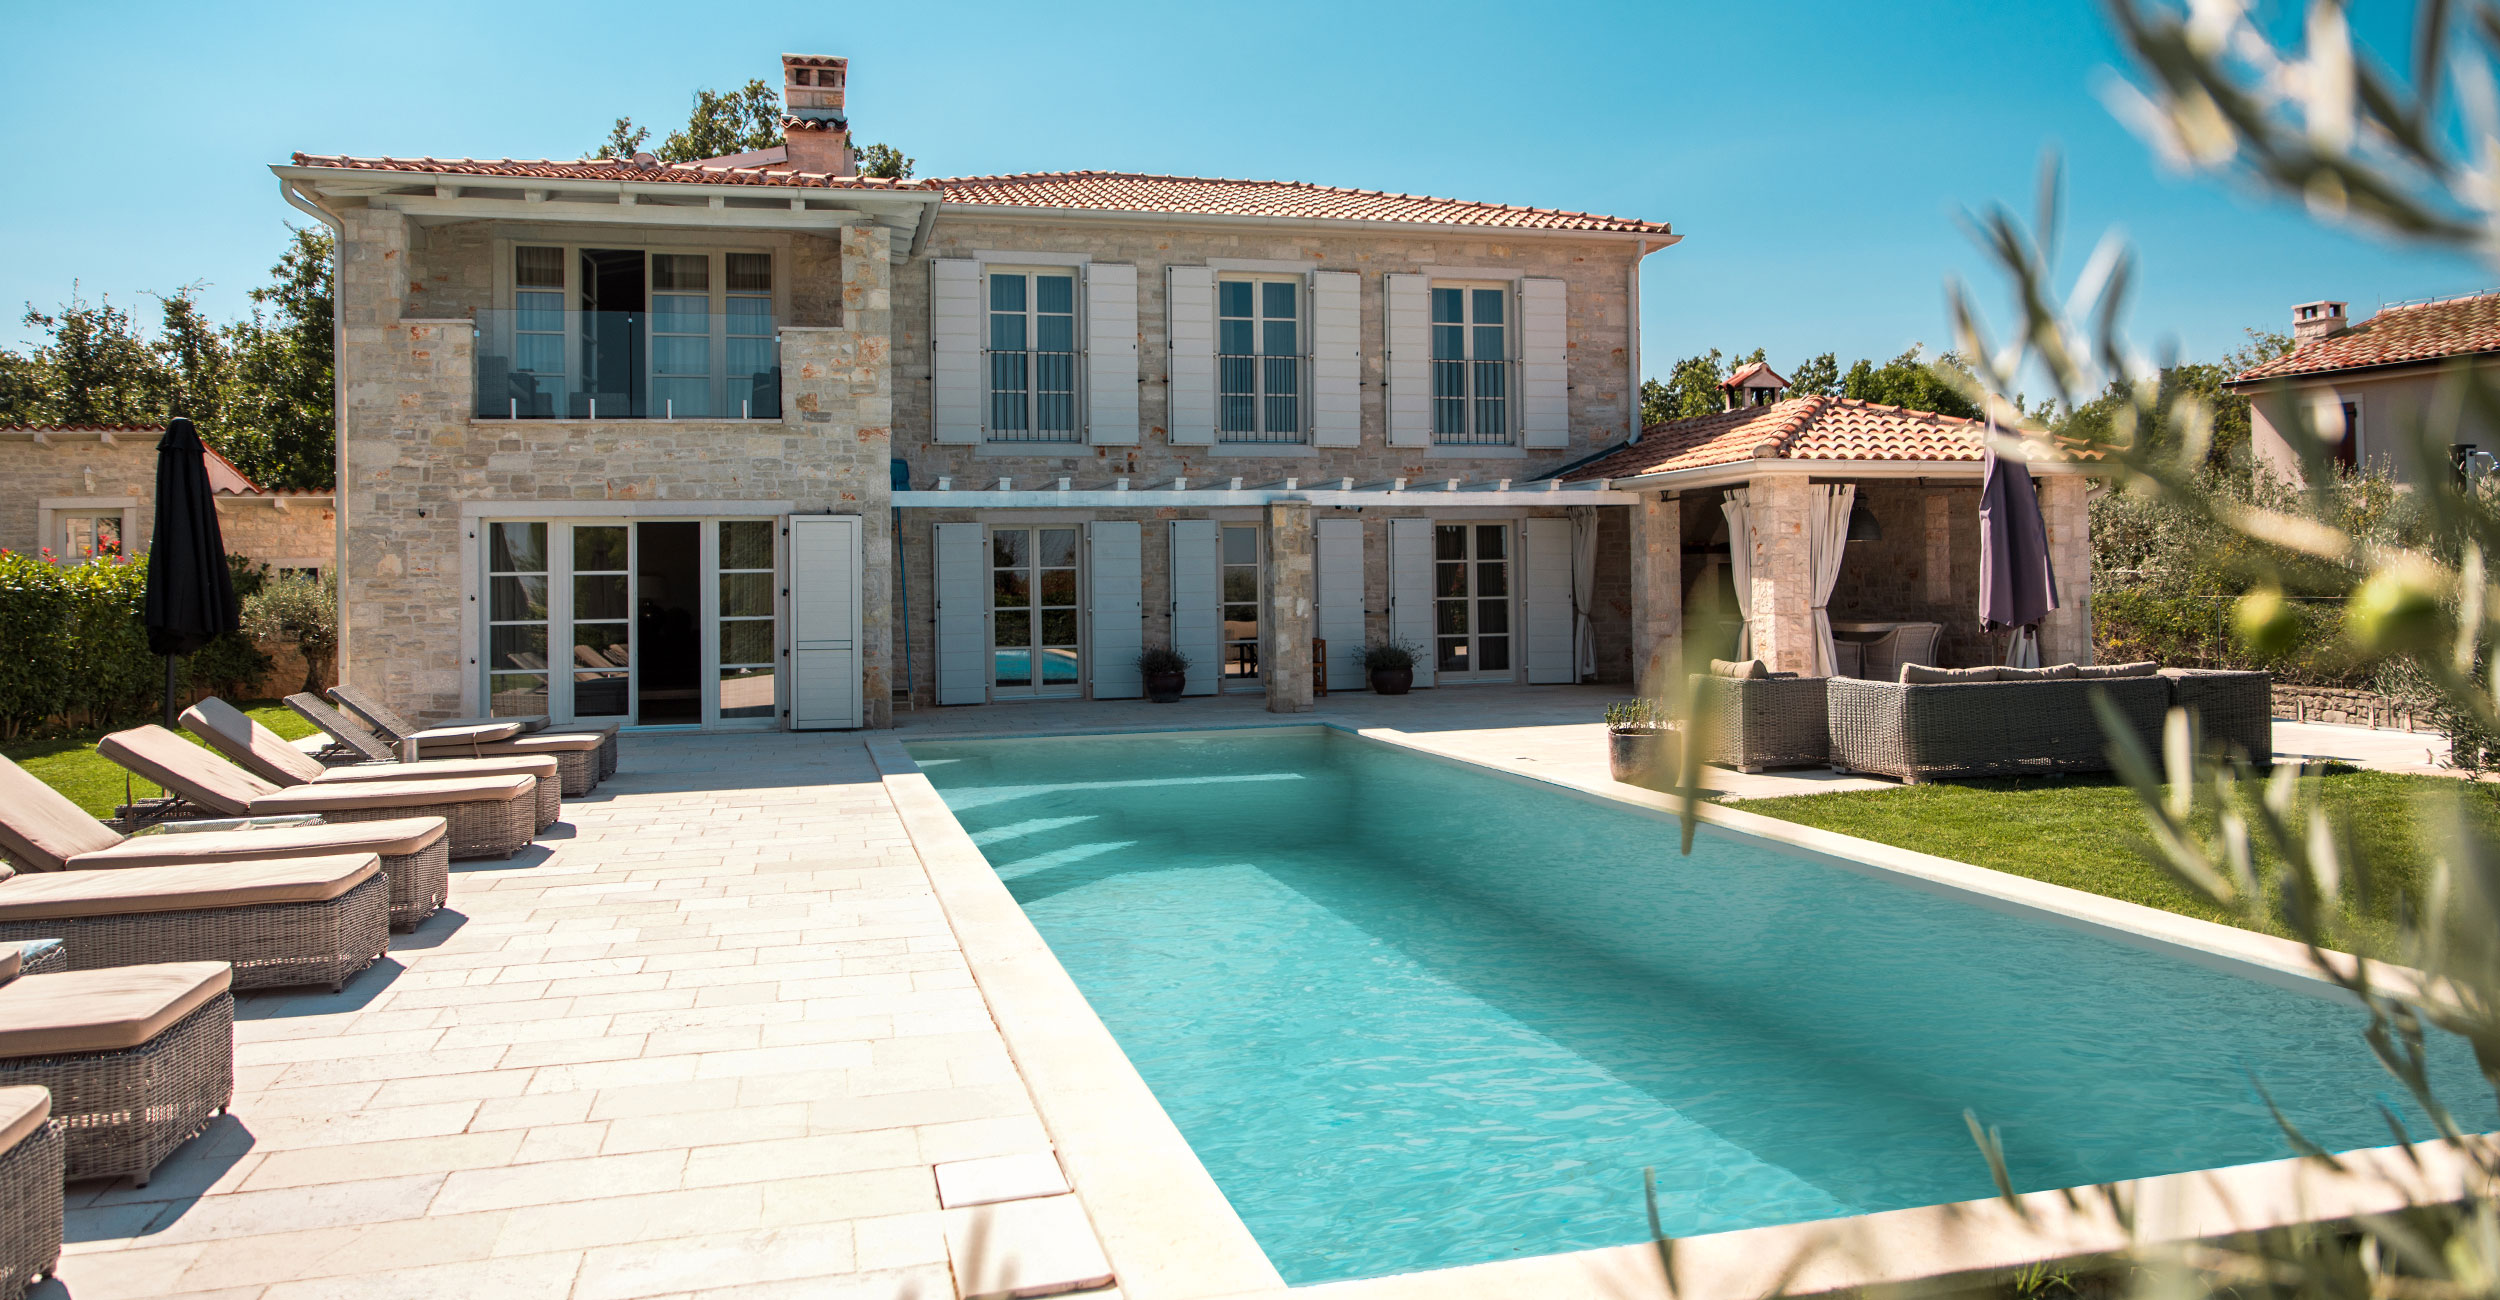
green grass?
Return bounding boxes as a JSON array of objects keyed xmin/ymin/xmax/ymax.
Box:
[
  {"xmin": 4, "ymin": 702, "xmax": 319, "ymax": 821},
  {"xmin": 1741, "ymin": 769, "xmax": 2500, "ymax": 955}
]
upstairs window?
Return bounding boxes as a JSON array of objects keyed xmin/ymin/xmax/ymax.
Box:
[
  {"xmin": 482, "ymin": 245, "xmax": 779, "ymax": 420},
  {"xmin": 1431, "ymin": 285, "xmax": 1510, "ymax": 444},
  {"xmin": 1218, "ymin": 277, "xmax": 1303, "ymax": 443},
  {"xmin": 986, "ymin": 270, "xmax": 1079, "ymax": 441}
]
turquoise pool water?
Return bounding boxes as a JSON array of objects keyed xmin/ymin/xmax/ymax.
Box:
[{"xmin": 908, "ymin": 728, "xmax": 2493, "ymax": 1285}]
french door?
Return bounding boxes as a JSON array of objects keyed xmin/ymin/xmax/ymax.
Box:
[
  {"xmin": 1433, "ymin": 523, "xmax": 1514, "ymax": 680},
  {"xmin": 1220, "ymin": 524, "xmax": 1262, "ymax": 690},
  {"xmin": 991, "ymin": 526, "xmax": 1082, "ymax": 697}
]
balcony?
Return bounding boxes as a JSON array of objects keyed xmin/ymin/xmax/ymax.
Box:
[
  {"xmin": 1217, "ymin": 354, "xmax": 1305, "ymax": 444},
  {"xmin": 473, "ymin": 308, "xmax": 781, "ymax": 421},
  {"xmin": 1431, "ymin": 357, "xmax": 1516, "ymax": 446}
]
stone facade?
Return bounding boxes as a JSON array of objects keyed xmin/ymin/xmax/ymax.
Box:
[{"xmin": 0, "ymin": 431, "xmax": 335, "ymax": 572}]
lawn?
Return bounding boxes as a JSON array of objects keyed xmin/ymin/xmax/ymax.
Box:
[
  {"xmin": 4, "ymin": 702, "xmax": 318, "ymax": 821},
  {"xmin": 1741, "ymin": 768, "xmax": 2500, "ymax": 955}
]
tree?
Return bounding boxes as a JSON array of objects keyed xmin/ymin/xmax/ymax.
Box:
[
  {"xmin": 587, "ymin": 118, "xmax": 649, "ymax": 162},
  {"xmin": 856, "ymin": 142, "xmax": 914, "ymax": 180},
  {"xmin": 15, "ymin": 290, "xmax": 165, "ymax": 427},
  {"xmin": 660, "ymin": 79, "xmax": 781, "ymax": 162},
  {"xmin": 221, "ymin": 226, "xmax": 336, "ymax": 491},
  {"xmin": 1786, "ymin": 351, "xmax": 1840, "ymax": 397},
  {"xmin": 1838, "ymin": 345, "xmax": 1982, "ymax": 418},
  {"xmin": 150, "ymin": 285, "xmax": 232, "ymax": 432}
]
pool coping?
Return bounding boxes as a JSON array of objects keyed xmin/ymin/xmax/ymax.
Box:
[{"xmin": 874, "ymin": 722, "xmax": 2464, "ymax": 1300}]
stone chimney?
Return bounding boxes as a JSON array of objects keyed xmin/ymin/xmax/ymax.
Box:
[
  {"xmin": 2291, "ymin": 300, "xmax": 2348, "ymax": 345},
  {"xmin": 781, "ymin": 54, "xmax": 854, "ymax": 177}
]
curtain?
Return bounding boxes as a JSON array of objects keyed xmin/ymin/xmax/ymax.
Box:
[
  {"xmin": 1721, "ymin": 488, "xmax": 1754, "ymax": 659},
  {"xmin": 1568, "ymin": 506, "xmax": 1599, "ymax": 681},
  {"xmin": 2004, "ymin": 626, "xmax": 2042, "ymax": 668},
  {"xmin": 1808, "ymin": 484, "xmax": 1855, "ymax": 677}
]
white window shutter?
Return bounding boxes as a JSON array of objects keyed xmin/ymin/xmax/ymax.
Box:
[
  {"xmin": 1087, "ymin": 521, "xmax": 1143, "ymax": 698},
  {"xmin": 1168, "ymin": 520, "xmax": 1219, "ymax": 694},
  {"xmin": 1314, "ymin": 517, "xmax": 1366, "ymax": 690},
  {"xmin": 1387, "ymin": 517, "xmax": 1435, "ymax": 687},
  {"xmin": 1166, "ymin": 266, "xmax": 1216, "ymax": 446},
  {"xmin": 933, "ymin": 522, "xmax": 987, "ymax": 705},
  {"xmin": 788, "ymin": 515, "xmax": 863, "ymax": 729},
  {"xmin": 1522, "ymin": 517, "xmax": 1575, "ymax": 684},
  {"xmin": 1520, "ymin": 276, "xmax": 1568, "ymax": 449},
  {"xmin": 1085, "ymin": 263, "xmax": 1139, "ymax": 445},
  {"xmin": 1383, "ymin": 273, "xmax": 1430, "ymax": 447},
  {"xmin": 931, "ymin": 259, "xmax": 981, "ymax": 445},
  {"xmin": 1309, "ymin": 270, "xmax": 1361, "ymax": 448}
]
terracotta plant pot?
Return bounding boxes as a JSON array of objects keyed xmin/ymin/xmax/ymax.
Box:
[
  {"xmin": 1144, "ymin": 670, "xmax": 1186, "ymax": 703},
  {"xmin": 1609, "ymin": 727, "xmax": 1681, "ymax": 792},
  {"xmin": 1371, "ymin": 668, "xmax": 1414, "ymax": 696}
]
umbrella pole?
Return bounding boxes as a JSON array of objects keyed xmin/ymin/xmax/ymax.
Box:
[{"xmin": 163, "ymin": 654, "xmax": 179, "ymax": 730}]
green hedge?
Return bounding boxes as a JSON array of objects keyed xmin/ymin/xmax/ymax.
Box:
[
  {"xmin": 2091, "ymin": 587, "xmax": 2363, "ymax": 687},
  {"xmin": 0, "ymin": 550, "xmax": 270, "ymax": 740}
]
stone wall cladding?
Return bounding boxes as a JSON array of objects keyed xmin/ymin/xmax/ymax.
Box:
[
  {"xmin": 0, "ymin": 437, "xmax": 159, "ymax": 557},
  {"xmin": 335, "ymin": 204, "xmax": 894, "ymax": 726},
  {"xmin": 215, "ymin": 502, "xmax": 337, "ymax": 571}
]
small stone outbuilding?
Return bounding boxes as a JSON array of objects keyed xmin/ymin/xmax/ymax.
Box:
[{"xmin": 0, "ymin": 425, "xmax": 336, "ymax": 573}]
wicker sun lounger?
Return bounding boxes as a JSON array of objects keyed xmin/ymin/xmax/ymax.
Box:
[
  {"xmin": 5, "ymin": 943, "xmax": 64, "ymax": 980},
  {"xmin": 184, "ymin": 698, "xmax": 561, "ymax": 832},
  {"xmin": 292, "ymin": 694, "xmax": 607, "ymax": 797},
  {"xmin": 0, "ymin": 1085, "xmax": 61, "ymax": 1297},
  {"xmin": 0, "ymin": 855, "xmax": 386, "ymax": 991},
  {"xmin": 0, "ymin": 962, "xmax": 235, "ymax": 1185},
  {"xmin": 331, "ymin": 684, "xmax": 619, "ymax": 783},
  {"xmin": 99, "ymin": 726, "xmax": 536, "ymax": 863}
]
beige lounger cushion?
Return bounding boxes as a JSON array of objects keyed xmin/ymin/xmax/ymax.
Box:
[
  {"xmin": 0, "ymin": 1084, "xmax": 49, "ymax": 1152},
  {"xmin": 0, "ymin": 947, "xmax": 17, "ymax": 985},
  {"xmin": 250, "ymin": 775, "xmax": 532, "ymax": 814},
  {"xmin": 408, "ymin": 722, "xmax": 526, "ymax": 746},
  {"xmin": 0, "ymin": 752, "xmax": 129, "ymax": 872},
  {"xmin": 439, "ymin": 734, "xmax": 603, "ymax": 758},
  {"xmin": 0, "ymin": 961, "xmax": 233, "ymax": 1058},
  {"xmin": 0, "ymin": 854, "xmax": 379, "ymax": 922},
  {"xmin": 97, "ymin": 726, "xmax": 282, "ymax": 817},
  {"xmin": 311, "ymin": 755, "xmax": 560, "ymax": 788},
  {"xmin": 66, "ymin": 817, "xmax": 446, "ymax": 870},
  {"xmin": 183, "ymin": 698, "xmax": 326, "ymax": 785}
]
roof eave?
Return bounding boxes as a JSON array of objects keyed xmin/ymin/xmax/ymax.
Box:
[
  {"xmin": 2223, "ymin": 348, "xmax": 2500, "ymax": 391},
  {"xmin": 272, "ymin": 162, "xmax": 945, "ymax": 207},
  {"xmin": 933, "ymin": 200, "xmax": 1677, "ymax": 242},
  {"xmin": 1592, "ymin": 455, "xmax": 2105, "ymax": 491}
]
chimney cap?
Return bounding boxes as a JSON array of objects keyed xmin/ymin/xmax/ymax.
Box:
[{"xmin": 2293, "ymin": 300, "xmax": 2348, "ymax": 319}]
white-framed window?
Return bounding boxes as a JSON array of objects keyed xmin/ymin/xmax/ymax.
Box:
[
  {"xmin": 716, "ymin": 520, "xmax": 778, "ymax": 720},
  {"xmin": 487, "ymin": 243, "xmax": 781, "ymax": 420},
  {"xmin": 1431, "ymin": 283, "xmax": 1512, "ymax": 445},
  {"xmin": 486, "ymin": 522, "xmax": 552, "ymax": 718},
  {"xmin": 1433, "ymin": 521, "xmax": 1513, "ymax": 678},
  {"xmin": 985, "ymin": 269, "xmax": 1081, "ymax": 442},
  {"xmin": 58, "ymin": 513, "xmax": 124, "ymax": 563},
  {"xmin": 1217, "ymin": 276, "xmax": 1304, "ymax": 443}
]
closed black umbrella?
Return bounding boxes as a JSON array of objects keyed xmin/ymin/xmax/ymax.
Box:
[
  {"xmin": 145, "ymin": 417, "xmax": 239, "ymax": 728},
  {"xmin": 1979, "ymin": 431, "xmax": 2059, "ymax": 666}
]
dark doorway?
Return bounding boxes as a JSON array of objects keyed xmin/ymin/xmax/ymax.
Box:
[
  {"xmin": 636, "ymin": 521, "xmax": 701, "ymax": 724},
  {"xmin": 579, "ymin": 250, "xmax": 645, "ymax": 418}
]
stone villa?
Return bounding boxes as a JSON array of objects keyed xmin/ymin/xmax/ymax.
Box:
[{"xmin": 2229, "ymin": 292, "xmax": 2500, "ymax": 484}]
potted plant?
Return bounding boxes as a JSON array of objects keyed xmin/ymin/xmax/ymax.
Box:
[
  {"xmin": 1605, "ymin": 699, "xmax": 1682, "ymax": 792},
  {"xmin": 1361, "ymin": 640, "xmax": 1421, "ymax": 695},
  {"xmin": 1137, "ymin": 645, "xmax": 1190, "ymax": 703}
]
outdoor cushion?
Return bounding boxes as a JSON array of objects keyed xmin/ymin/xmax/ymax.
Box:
[
  {"xmin": 445, "ymin": 734, "xmax": 603, "ymax": 757},
  {"xmin": 1998, "ymin": 664, "xmax": 2082, "ymax": 680},
  {"xmin": 406, "ymin": 722, "xmax": 527, "ymax": 747},
  {"xmin": 97, "ymin": 726, "xmax": 281, "ymax": 817},
  {"xmin": 182, "ymin": 698, "xmax": 327, "ymax": 785},
  {"xmin": 1710, "ymin": 658, "xmax": 1771, "ymax": 679},
  {"xmin": 304, "ymin": 755, "xmax": 560, "ymax": 789},
  {"xmin": 0, "ymin": 962, "xmax": 232, "ymax": 1058},
  {"xmin": 66, "ymin": 816, "xmax": 445, "ymax": 870},
  {"xmin": 0, "ymin": 854, "xmax": 378, "ymax": 922},
  {"xmin": 0, "ymin": 753, "xmax": 127, "ymax": 872},
  {"xmin": 0, "ymin": 1085, "xmax": 48, "ymax": 1154},
  {"xmin": 1900, "ymin": 664, "xmax": 2002, "ymax": 683},
  {"xmin": 0, "ymin": 947, "xmax": 17, "ymax": 985},
  {"xmin": 248, "ymin": 775, "xmax": 533, "ymax": 814},
  {"xmin": 2075, "ymin": 660, "xmax": 2160, "ymax": 678}
]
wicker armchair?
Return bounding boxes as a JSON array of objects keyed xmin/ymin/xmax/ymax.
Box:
[
  {"xmin": 1692, "ymin": 673, "xmax": 1831, "ymax": 772},
  {"xmin": 1827, "ymin": 675, "xmax": 2171, "ymax": 782},
  {"xmin": 2162, "ymin": 669, "xmax": 2275, "ymax": 764},
  {"xmin": 1857, "ymin": 623, "xmax": 1944, "ymax": 684}
]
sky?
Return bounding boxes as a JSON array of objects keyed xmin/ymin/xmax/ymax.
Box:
[{"xmin": 2, "ymin": 0, "xmax": 2494, "ymax": 396}]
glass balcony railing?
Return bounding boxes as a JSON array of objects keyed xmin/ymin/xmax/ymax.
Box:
[{"xmin": 473, "ymin": 308, "xmax": 781, "ymax": 421}]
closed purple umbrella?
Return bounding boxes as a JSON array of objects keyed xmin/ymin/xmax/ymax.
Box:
[
  {"xmin": 145, "ymin": 417, "xmax": 240, "ymax": 728},
  {"xmin": 1979, "ymin": 429, "xmax": 2058, "ymax": 665}
]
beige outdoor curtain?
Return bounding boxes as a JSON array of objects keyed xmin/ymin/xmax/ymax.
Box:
[
  {"xmin": 1808, "ymin": 484, "xmax": 1856, "ymax": 677},
  {"xmin": 1568, "ymin": 506, "xmax": 1599, "ymax": 680},
  {"xmin": 1721, "ymin": 489, "xmax": 1754, "ymax": 659}
]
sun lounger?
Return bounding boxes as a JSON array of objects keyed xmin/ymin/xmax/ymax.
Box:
[
  {"xmin": 7, "ymin": 943, "xmax": 63, "ymax": 980},
  {"xmin": 0, "ymin": 1085, "xmax": 61, "ymax": 1295},
  {"xmin": 183, "ymin": 698, "xmax": 561, "ymax": 832},
  {"xmin": 98, "ymin": 725, "xmax": 536, "ymax": 863},
  {"xmin": 294, "ymin": 693, "xmax": 608, "ymax": 796},
  {"xmin": 0, "ymin": 855, "xmax": 386, "ymax": 991},
  {"xmin": 0, "ymin": 962, "xmax": 234, "ymax": 1185},
  {"xmin": 330, "ymin": 684, "xmax": 619, "ymax": 782}
]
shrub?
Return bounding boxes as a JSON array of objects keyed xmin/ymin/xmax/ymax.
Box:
[
  {"xmin": 1359, "ymin": 640, "xmax": 1420, "ymax": 673},
  {"xmin": 0, "ymin": 548, "xmax": 277, "ymax": 739},
  {"xmin": 1134, "ymin": 644, "xmax": 1190, "ymax": 676},
  {"xmin": 243, "ymin": 570, "xmax": 336, "ymax": 695},
  {"xmin": 1605, "ymin": 699, "xmax": 1673, "ymax": 731}
]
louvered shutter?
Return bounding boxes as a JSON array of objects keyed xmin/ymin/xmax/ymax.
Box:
[
  {"xmin": 1519, "ymin": 276, "xmax": 1568, "ymax": 449},
  {"xmin": 1310, "ymin": 270, "xmax": 1361, "ymax": 447},
  {"xmin": 1383, "ymin": 273, "xmax": 1430, "ymax": 447},
  {"xmin": 933, "ymin": 522, "xmax": 987, "ymax": 704},
  {"xmin": 1168, "ymin": 520, "xmax": 1219, "ymax": 695},
  {"xmin": 1087, "ymin": 521, "xmax": 1143, "ymax": 698},
  {"xmin": 1522, "ymin": 517, "xmax": 1575, "ymax": 683},
  {"xmin": 788, "ymin": 515, "xmax": 863, "ymax": 729},
  {"xmin": 1166, "ymin": 266, "xmax": 1216, "ymax": 446},
  {"xmin": 1387, "ymin": 517, "xmax": 1435, "ymax": 687},
  {"xmin": 1085, "ymin": 263, "xmax": 1139, "ymax": 445},
  {"xmin": 931, "ymin": 259, "xmax": 981, "ymax": 445},
  {"xmin": 1314, "ymin": 517, "xmax": 1366, "ymax": 690}
]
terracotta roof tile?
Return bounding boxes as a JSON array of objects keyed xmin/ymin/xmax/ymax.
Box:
[
  {"xmin": 288, "ymin": 153, "xmax": 928, "ymax": 191},
  {"xmin": 1562, "ymin": 396, "xmax": 2098, "ymax": 481},
  {"xmin": 2233, "ymin": 291, "xmax": 2500, "ymax": 383},
  {"xmin": 925, "ymin": 170, "xmax": 1673, "ymax": 233}
]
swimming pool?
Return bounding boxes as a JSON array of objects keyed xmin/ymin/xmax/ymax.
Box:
[{"xmin": 906, "ymin": 727, "xmax": 2492, "ymax": 1285}]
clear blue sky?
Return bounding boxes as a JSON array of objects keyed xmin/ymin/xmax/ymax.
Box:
[{"xmin": 3, "ymin": 0, "xmax": 2492, "ymax": 393}]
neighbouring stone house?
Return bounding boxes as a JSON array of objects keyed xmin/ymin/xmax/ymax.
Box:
[
  {"xmin": 2228, "ymin": 293, "xmax": 2500, "ymax": 485},
  {"xmin": 0, "ymin": 425, "xmax": 335, "ymax": 574},
  {"xmin": 277, "ymin": 49, "xmax": 2094, "ymax": 732}
]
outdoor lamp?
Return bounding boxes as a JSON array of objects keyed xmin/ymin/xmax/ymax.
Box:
[{"xmin": 1845, "ymin": 499, "xmax": 1883, "ymax": 541}]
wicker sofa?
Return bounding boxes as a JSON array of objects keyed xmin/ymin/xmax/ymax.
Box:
[
  {"xmin": 2162, "ymin": 668, "xmax": 2276, "ymax": 762},
  {"xmin": 1691, "ymin": 672, "xmax": 1831, "ymax": 772},
  {"xmin": 1828, "ymin": 673, "xmax": 2175, "ymax": 783}
]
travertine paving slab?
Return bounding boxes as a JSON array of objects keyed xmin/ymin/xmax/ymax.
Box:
[
  {"xmin": 942, "ymin": 1194, "xmax": 1115, "ymax": 1299},
  {"xmin": 935, "ymin": 1152, "xmax": 1071, "ymax": 1209}
]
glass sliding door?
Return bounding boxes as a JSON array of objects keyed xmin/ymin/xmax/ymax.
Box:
[
  {"xmin": 1221, "ymin": 525, "xmax": 1262, "ymax": 689},
  {"xmin": 717, "ymin": 521, "xmax": 778, "ymax": 720},
  {"xmin": 1433, "ymin": 523, "xmax": 1514, "ymax": 680},
  {"xmin": 571, "ymin": 525, "xmax": 630, "ymax": 720},
  {"xmin": 991, "ymin": 526, "xmax": 1081, "ymax": 697},
  {"xmin": 486, "ymin": 523, "xmax": 551, "ymax": 717}
]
